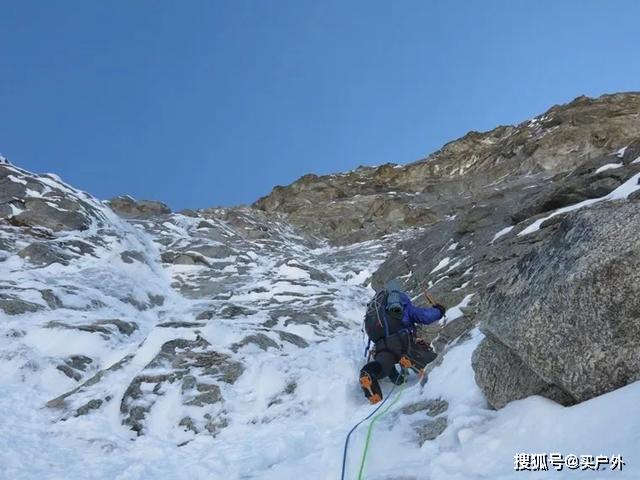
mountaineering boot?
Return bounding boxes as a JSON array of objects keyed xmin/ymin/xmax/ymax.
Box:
[
  {"xmin": 359, "ymin": 371, "xmax": 383, "ymax": 404},
  {"xmin": 399, "ymin": 355, "xmax": 413, "ymax": 369},
  {"xmin": 389, "ymin": 367, "xmax": 407, "ymax": 386}
]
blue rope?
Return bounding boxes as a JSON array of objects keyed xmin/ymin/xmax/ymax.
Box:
[{"xmin": 340, "ymin": 381, "xmax": 398, "ymax": 480}]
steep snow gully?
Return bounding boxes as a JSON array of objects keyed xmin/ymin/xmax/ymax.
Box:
[{"xmin": 1, "ymin": 159, "xmax": 638, "ymax": 480}]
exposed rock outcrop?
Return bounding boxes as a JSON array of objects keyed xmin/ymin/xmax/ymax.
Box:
[
  {"xmin": 1, "ymin": 165, "xmax": 107, "ymax": 233},
  {"xmin": 108, "ymin": 195, "xmax": 171, "ymax": 218},
  {"xmin": 119, "ymin": 336, "xmax": 243, "ymax": 434},
  {"xmin": 472, "ymin": 201, "xmax": 640, "ymax": 408},
  {"xmin": 255, "ymin": 92, "xmax": 640, "ymax": 244}
]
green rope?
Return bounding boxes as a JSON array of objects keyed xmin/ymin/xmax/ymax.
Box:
[{"xmin": 356, "ymin": 382, "xmax": 406, "ymax": 480}]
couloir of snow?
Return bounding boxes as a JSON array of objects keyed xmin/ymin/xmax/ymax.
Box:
[
  {"xmin": 3, "ymin": 320, "xmax": 638, "ymax": 479},
  {"xmin": 1, "ymin": 165, "xmax": 638, "ymax": 479},
  {"xmin": 2, "ymin": 246, "xmax": 639, "ymax": 479}
]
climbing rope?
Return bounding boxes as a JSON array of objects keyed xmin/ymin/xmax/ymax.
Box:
[
  {"xmin": 340, "ymin": 368, "xmax": 408, "ymax": 480},
  {"xmin": 356, "ymin": 381, "xmax": 406, "ymax": 480},
  {"xmin": 340, "ymin": 382, "xmax": 399, "ymax": 480}
]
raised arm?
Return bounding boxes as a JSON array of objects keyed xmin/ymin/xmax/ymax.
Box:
[{"xmin": 400, "ymin": 292, "xmax": 445, "ymax": 325}]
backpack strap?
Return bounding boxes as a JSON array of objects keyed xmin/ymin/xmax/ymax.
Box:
[
  {"xmin": 373, "ymin": 292, "xmax": 390, "ymax": 338},
  {"xmin": 363, "ymin": 338, "xmax": 372, "ymax": 359}
]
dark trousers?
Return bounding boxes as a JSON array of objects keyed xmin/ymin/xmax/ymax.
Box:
[{"xmin": 361, "ymin": 336, "xmax": 437, "ymax": 382}]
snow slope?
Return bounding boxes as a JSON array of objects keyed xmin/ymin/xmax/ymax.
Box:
[{"xmin": 1, "ymin": 163, "xmax": 639, "ymax": 480}]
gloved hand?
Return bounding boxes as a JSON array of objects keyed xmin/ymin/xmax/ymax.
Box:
[{"xmin": 433, "ymin": 303, "xmax": 446, "ymax": 316}]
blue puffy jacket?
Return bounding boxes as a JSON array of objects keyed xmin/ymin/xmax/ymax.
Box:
[{"xmin": 398, "ymin": 292, "xmax": 443, "ymax": 331}]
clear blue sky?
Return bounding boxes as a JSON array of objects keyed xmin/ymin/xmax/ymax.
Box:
[{"xmin": 1, "ymin": 1, "xmax": 639, "ymax": 210}]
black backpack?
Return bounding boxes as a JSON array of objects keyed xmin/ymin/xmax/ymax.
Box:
[{"xmin": 363, "ymin": 287, "xmax": 405, "ymax": 343}]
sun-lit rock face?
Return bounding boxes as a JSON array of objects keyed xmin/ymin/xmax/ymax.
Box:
[
  {"xmin": 1, "ymin": 92, "xmax": 640, "ymax": 478},
  {"xmin": 254, "ymin": 92, "xmax": 640, "ymax": 244}
]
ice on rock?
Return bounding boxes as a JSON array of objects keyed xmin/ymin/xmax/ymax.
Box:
[{"xmin": 594, "ymin": 162, "xmax": 623, "ymax": 173}]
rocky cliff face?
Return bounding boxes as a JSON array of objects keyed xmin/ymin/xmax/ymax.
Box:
[
  {"xmin": 254, "ymin": 92, "xmax": 640, "ymax": 408},
  {"xmin": 472, "ymin": 201, "xmax": 640, "ymax": 408},
  {"xmin": 1, "ymin": 92, "xmax": 640, "ymax": 478},
  {"xmin": 255, "ymin": 92, "xmax": 640, "ymax": 244}
]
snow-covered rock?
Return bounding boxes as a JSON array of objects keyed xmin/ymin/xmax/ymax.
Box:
[
  {"xmin": 473, "ymin": 201, "xmax": 640, "ymax": 408},
  {"xmin": 3, "ymin": 92, "xmax": 640, "ymax": 479}
]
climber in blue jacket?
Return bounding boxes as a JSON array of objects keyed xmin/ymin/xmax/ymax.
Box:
[
  {"xmin": 359, "ymin": 287, "xmax": 446, "ymax": 404},
  {"xmin": 396, "ymin": 291, "xmax": 444, "ymax": 332}
]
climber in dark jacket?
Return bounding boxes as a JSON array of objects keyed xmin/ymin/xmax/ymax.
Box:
[{"xmin": 360, "ymin": 289, "xmax": 445, "ymax": 404}]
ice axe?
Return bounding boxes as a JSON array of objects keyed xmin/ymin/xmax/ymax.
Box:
[
  {"xmin": 400, "ymin": 255, "xmax": 448, "ymax": 388},
  {"xmin": 401, "ymin": 256, "xmax": 446, "ymax": 320}
]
